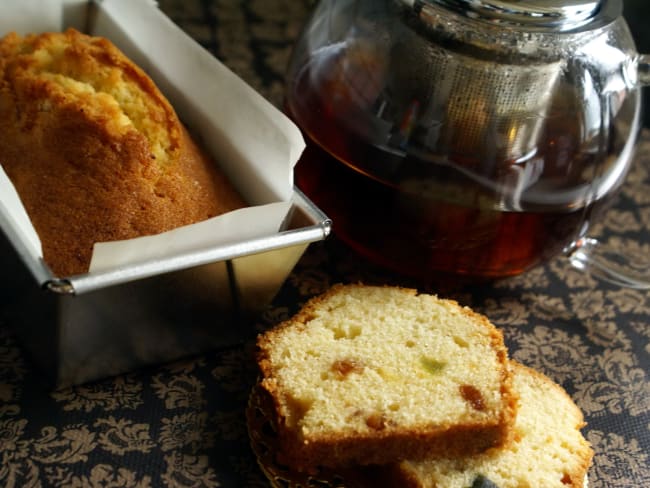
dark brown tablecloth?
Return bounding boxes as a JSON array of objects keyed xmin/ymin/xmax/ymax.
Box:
[{"xmin": 0, "ymin": 1, "xmax": 647, "ymax": 487}]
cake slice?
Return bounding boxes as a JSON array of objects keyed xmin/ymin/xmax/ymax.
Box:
[
  {"xmin": 256, "ymin": 284, "xmax": 517, "ymax": 470},
  {"xmin": 387, "ymin": 361, "xmax": 593, "ymax": 488}
]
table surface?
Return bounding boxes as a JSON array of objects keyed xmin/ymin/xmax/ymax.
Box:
[{"xmin": 0, "ymin": 1, "xmax": 648, "ymax": 487}]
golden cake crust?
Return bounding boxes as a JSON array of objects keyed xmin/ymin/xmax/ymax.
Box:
[
  {"xmin": 256, "ymin": 284, "xmax": 517, "ymax": 471},
  {"xmin": 0, "ymin": 29, "xmax": 245, "ymax": 276}
]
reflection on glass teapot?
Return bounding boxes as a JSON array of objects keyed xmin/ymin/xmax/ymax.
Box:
[{"xmin": 286, "ymin": 0, "xmax": 650, "ymax": 286}]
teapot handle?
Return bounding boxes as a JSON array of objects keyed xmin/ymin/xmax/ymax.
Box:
[
  {"xmin": 567, "ymin": 237, "xmax": 650, "ymax": 289},
  {"xmin": 563, "ymin": 61, "xmax": 650, "ymax": 290}
]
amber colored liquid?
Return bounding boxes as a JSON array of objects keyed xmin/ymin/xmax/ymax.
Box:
[{"xmin": 288, "ymin": 61, "xmax": 625, "ymax": 282}]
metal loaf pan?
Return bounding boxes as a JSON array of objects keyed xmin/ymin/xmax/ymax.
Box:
[
  {"xmin": 0, "ymin": 0, "xmax": 331, "ymax": 387},
  {"xmin": 0, "ymin": 190, "xmax": 330, "ymax": 388}
]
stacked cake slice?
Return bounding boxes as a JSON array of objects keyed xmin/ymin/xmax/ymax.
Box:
[{"xmin": 250, "ymin": 284, "xmax": 593, "ymax": 488}]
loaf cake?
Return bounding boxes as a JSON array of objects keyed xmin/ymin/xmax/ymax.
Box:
[
  {"xmin": 256, "ymin": 284, "xmax": 517, "ymax": 470},
  {"xmin": 0, "ymin": 28, "xmax": 246, "ymax": 277},
  {"xmin": 388, "ymin": 361, "xmax": 593, "ymax": 488}
]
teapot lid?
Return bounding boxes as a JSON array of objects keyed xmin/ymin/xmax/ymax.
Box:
[{"xmin": 408, "ymin": 0, "xmax": 607, "ymax": 31}]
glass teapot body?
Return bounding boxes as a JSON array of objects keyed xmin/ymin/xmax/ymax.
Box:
[{"xmin": 286, "ymin": 0, "xmax": 643, "ymax": 282}]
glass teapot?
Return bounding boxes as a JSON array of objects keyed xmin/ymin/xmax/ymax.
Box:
[{"xmin": 286, "ymin": 0, "xmax": 650, "ymax": 286}]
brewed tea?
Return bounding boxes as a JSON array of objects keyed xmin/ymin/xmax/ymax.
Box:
[{"xmin": 288, "ymin": 44, "xmax": 633, "ymax": 282}]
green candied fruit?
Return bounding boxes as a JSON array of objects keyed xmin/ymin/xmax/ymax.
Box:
[
  {"xmin": 470, "ymin": 475, "xmax": 499, "ymax": 488},
  {"xmin": 420, "ymin": 357, "xmax": 446, "ymax": 375}
]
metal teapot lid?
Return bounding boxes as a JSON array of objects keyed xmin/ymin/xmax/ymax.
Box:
[{"xmin": 405, "ymin": 0, "xmax": 607, "ymax": 31}]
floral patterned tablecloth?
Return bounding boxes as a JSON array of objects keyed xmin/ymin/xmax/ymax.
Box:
[{"xmin": 0, "ymin": 1, "xmax": 648, "ymax": 486}]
